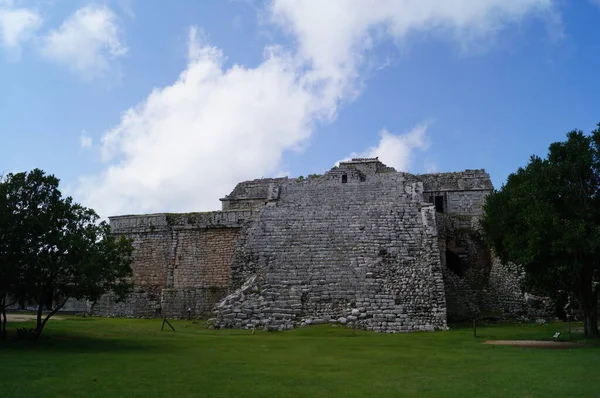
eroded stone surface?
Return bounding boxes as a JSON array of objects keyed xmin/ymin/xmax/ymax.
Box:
[
  {"xmin": 211, "ymin": 170, "xmax": 447, "ymax": 333},
  {"xmin": 81, "ymin": 158, "xmax": 544, "ymax": 331}
]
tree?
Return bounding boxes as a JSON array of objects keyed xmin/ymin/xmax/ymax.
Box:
[
  {"xmin": 0, "ymin": 169, "xmax": 134, "ymax": 337},
  {"xmin": 0, "ymin": 172, "xmax": 24, "ymax": 340},
  {"xmin": 481, "ymin": 125, "xmax": 600, "ymax": 337}
]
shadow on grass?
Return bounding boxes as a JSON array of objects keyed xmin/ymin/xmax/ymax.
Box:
[{"xmin": 0, "ymin": 331, "xmax": 167, "ymax": 353}]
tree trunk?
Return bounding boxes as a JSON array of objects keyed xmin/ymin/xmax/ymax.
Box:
[
  {"xmin": 35, "ymin": 299, "xmax": 44, "ymax": 336},
  {"xmin": 578, "ymin": 263, "xmax": 599, "ymax": 338},
  {"xmin": 583, "ymin": 310, "xmax": 599, "ymax": 338},
  {"xmin": 31, "ymin": 297, "xmax": 69, "ymax": 337},
  {"xmin": 0, "ymin": 293, "xmax": 16, "ymax": 341},
  {"xmin": 1, "ymin": 306, "xmax": 6, "ymax": 340},
  {"xmin": 580, "ymin": 288, "xmax": 599, "ymax": 338},
  {"xmin": 40, "ymin": 298, "xmax": 68, "ymax": 333},
  {"xmin": 0, "ymin": 293, "xmax": 5, "ymax": 341}
]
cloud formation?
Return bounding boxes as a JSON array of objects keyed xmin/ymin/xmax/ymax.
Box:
[
  {"xmin": 77, "ymin": 27, "xmax": 318, "ymax": 215},
  {"xmin": 41, "ymin": 5, "xmax": 127, "ymax": 79},
  {"xmin": 77, "ymin": 0, "xmax": 556, "ymax": 217},
  {"xmin": 0, "ymin": 2, "xmax": 41, "ymax": 53},
  {"xmin": 80, "ymin": 131, "xmax": 93, "ymax": 149},
  {"xmin": 346, "ymin": 124, "xmax": 430, "ymax": 172},
  {"xmin": 270, "ymin": 0, "xmax": 555, "ymax": 99}
]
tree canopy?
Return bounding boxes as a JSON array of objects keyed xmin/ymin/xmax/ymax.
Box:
[
  {"xmin": 481, "ymin": 125, "xmax": 600, "ymax": 337},
  {"xmin": 0, "ymin": 169, "xmax": 133, "ymax": 338}
]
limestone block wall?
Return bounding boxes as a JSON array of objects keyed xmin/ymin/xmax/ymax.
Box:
[
  {"xmin": 93, "ymin": 211, "xmax": 253, "ymax": 319},
  {"xmin": 482, "ymin": 258, "xmax": 526, "ymax": 315},
  {"xmin": 211, "ymin": 174, "xmax": 448, "ymax": 332},
  {"xmin": 421, "ymin": 169, "xmax": 493, "ymax": 218},
  {"xmin": 92, "ymin": 291, "xmax": 161, "ymax": 318},
  {"xmin": 84, "ymin": 164, "xmax": 546, "ymax": 326},
  {"xmin": 221, "ymin": 199, "xmax": 265, "ymax": 211},
  {"xmin": 110, "ymin": 214, "xmax": 172, "ymax": 294},
  {"xmin": 420, "ymin": 170, "xmax": 494, "ymax": 192},
  {"xmin": 221, "ymin": 178, "xmax": 288, "ymax": 211},
  {"xmin": 423, "ymin": 189, "xmax": 491, "ymax": 218},
  {"xmin": 161, "ymin": 287, "xmax": 229, "ymax": 319},
  {"xmin": 481, "ymin": 258, "xmax": 556, "ymax": 319},
  {"xmin": 172, "ymin": 228, "xmax": 240, "ymax": 289},
  {"xmin": 445, "ymin": 191, "xmax": 489, "ymax": 216},
  {"xmin": 128, "ymin": 230, "xmax": 172, "ymax": 293},
  {"xmin": 61, "ymin": 298, "xmax": 88, "ymax": 313}
]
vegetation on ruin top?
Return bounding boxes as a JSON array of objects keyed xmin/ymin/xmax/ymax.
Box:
[{"xmin": 0, "ymin": 316, "xmax": 598, "ymax": 397}]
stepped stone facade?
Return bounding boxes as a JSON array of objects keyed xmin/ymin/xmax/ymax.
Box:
[{"xmin": 93, "ymin": 158, "xmax": 533, "ymax": 332}]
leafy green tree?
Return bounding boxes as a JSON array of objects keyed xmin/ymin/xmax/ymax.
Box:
[
  {"xmin": 481, "ymin": 125, "xmax": 600, "ymax": 337},
  {"xmin": 0, "ymin": 172, "xmax": 27, "ymax": 339},
  {"xmin": 0, "ymin": 169, "xmax": 134, "ymax": 337}
]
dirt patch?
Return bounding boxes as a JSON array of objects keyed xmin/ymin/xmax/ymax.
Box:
[
  {"xmin": 483, "ymin": 340, "xmax": 583, "ymax": 349},
  {"xmin": 5, "ymin": 314, "xmax": 65, "ymax": 322}
]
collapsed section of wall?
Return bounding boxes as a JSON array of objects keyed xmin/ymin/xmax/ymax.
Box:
[
  {"xmin": 435, "ymin": 212, "xmax": 554, "ymax": 321},
  {"xmin": 418, "ymin": 170, "xmax": 534, "ymax": 321},
  {"xmin": 211, "ymin": 174, "xmax": 448, "ymax": 332}
]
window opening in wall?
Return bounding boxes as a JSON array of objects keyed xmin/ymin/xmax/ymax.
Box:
[
  {"xmin": 341, "ymin": 174, "xmax": 348, "ymax": 183},
  {"xmin": 434, "ymin": 195, "xmax": 444, "ymax": 213},
  {"xmin": 445, "ymin": 249, "xmax": 463, "ymax": 277}
]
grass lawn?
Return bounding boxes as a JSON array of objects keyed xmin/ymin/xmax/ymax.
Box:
[{"xmin": 1, "ymin": 316, "xmax": 599, "ymax": 397}]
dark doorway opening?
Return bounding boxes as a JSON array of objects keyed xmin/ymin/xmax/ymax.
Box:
[
  {"xmin": 445, "ymin": 249, "xmax": 463, "ymax": 277},
  {"xmin": 341, "ymin": 174, "xmax": 348, "ymax": 183},
  {"xmin": 434, "ymin": 195, "xmax": 444, "ymax": 213}
]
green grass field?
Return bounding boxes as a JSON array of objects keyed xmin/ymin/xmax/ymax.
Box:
[{"xmin": 1, "ymin": 316, "xmax": 599, "ymax": 398}]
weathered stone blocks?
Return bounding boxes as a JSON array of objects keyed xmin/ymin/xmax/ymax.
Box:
[{"xmin": 94, "ymin": 158, "xmax": 545, "ymax": 331}]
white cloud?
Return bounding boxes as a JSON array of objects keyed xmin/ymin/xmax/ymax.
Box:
[
  {"xmin": 80, "ymin": 131, "xmax": 93, "ymax": 148},
  {"xmin": 41, "ymin": 5, "xmax": 127, "ymax": 79},
  {"xmin": 270, "ymin": 0, "xmax": 556, "ymax": 99},
  {"xmin": 343, "ymin": 124, "xmax": 429, "ymax": 171},
  {"xmin": 77, "ymin": 27, "xmax": 318, "ymax": 216},
  {"xmin": 0, "ymin": 2, "xmax": 42, "ymax": 53},
  {"xmin": 77, "ymin": 1, "xmax": 556, "ymax": 217}
]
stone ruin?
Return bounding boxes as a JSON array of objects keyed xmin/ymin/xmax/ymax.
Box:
[{"xmin": 88, "ymin": 158, "xmax": 545, "ymax": 332}]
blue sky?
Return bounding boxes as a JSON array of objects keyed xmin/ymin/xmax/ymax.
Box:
[{"xmin": 1, "ymin": 0, "xmax": 599, "ymax": 217}]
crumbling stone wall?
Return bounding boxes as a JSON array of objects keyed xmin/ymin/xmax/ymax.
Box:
[
  {"xmin": 434, "ymin": 209, "xmax": 546, "ymax": 321},
  {"xmin": 211, "ymin": 171, "xmax": 448, "ymax": 332},
  {"xmin": 421, "ymin": 171, "xmax": 534, "ymax": 321},
  {"xmin": 482, "ymin": 258, "xmax": 526, "ymax": 316},
  {"xmin": 82, "ymin": 159, "xmax": 547, "ymax": 330},
  {"xmin": 435, "ymin": 213, "xmax": 490, "ymax": 320},
  {"xmin": 221, "ymin": 178, "xmax": 288, "ymax": 211},
  {"xmin": 93, "ymin": 211, "xmax": 253, "ymax": 319}
]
